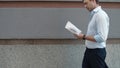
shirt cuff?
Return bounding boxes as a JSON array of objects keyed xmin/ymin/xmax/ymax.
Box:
[{"xmin": 94, "ymin": 35, "xmax": 105, "ymax": 43}]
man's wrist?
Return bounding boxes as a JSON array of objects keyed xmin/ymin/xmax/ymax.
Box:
[{"xmin": 83, "ymin": 34, "xmax": 86, "ymax": 40}]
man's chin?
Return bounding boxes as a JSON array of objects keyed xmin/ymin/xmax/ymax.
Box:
[{"xmin": 86, "ymin": 8, "xmax": 91, "ymax": 11}]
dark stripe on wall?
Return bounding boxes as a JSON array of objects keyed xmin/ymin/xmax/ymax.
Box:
[
  {"xmin": 0, "ymin": 39, "xmax": 119, "ymax": 45},
  {"xmin": 0, "ymin": 1, "xmax": 120, "ymax": 8}
]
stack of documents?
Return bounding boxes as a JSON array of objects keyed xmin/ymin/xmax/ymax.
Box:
[{"xmin": 65, "ymin": 21, "xmax": 81, "ymax": 35}]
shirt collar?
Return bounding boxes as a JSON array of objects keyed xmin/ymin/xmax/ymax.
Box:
[{"xmin": 90, "ymin": 6, "xmax": 101, "ymax": 17}]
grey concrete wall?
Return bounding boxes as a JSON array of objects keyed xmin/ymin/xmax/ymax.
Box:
[
  {"xmin": 0, "ymin": 8, "xmax": 120, "ymax": 39},
  {"xmin": 0, "ymin": 39, "xmax": 120, "ymax": 68}
]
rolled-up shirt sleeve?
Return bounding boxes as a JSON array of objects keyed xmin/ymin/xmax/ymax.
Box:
[{"xmin": 94, "ymin": 13, "xmax": 109, "ymax": 43}]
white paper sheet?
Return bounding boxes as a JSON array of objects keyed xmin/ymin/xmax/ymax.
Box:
[{"xmin": 65, "ymin": 21, "xmax": 81, "ymax": 35}]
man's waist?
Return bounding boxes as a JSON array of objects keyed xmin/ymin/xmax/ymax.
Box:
[
  {"xmin": 86, "ymin": 47, "xmax": 105, "ymax": 50},
  {"xmin": 85, "ymin": 40, "xmax": 106, "ymax": 49}
]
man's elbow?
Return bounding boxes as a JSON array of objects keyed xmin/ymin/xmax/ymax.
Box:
[{"xmin": 94, "ymin": 35, "xmax": 107, "ymax": 43}]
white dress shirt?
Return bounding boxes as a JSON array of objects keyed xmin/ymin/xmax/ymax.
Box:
[{"xmin": 85, "ymin": 6, "xmax": 109, "ymax": 49}]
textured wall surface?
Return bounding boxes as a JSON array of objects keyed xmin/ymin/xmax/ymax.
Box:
[{"xmin": 0, "ymin": 39, "xmax": 120, "ymax": 68}]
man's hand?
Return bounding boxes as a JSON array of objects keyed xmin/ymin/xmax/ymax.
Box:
[{"xmin": 74, "ymin": 33, "xmax": 84, "ymax": 40}]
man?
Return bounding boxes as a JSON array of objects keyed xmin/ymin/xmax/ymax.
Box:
[{"xmin": 74, "ymin": 0, "xmax": 109, "ymax": 68}]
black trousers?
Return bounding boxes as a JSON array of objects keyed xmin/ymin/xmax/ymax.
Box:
[{"xmin": 82, "ymin": 48, "xmax": 108, "ymax": 68}]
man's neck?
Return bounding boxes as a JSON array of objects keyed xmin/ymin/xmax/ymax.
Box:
[{"xmin": 91, "ymin": 4, "xmax": 99, "ymax": 12}]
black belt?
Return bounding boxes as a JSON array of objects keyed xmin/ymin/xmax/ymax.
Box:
[{"xmin": 86, "ymin": 47, "xmax": 105, "ymax": 50}]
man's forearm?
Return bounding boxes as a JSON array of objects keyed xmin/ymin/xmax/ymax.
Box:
[
  {"xmin": 74, "ymin": 34, "xmax": 96, "ymax": 42},
  {"xmin": 85, "ymin": 35, "xmax": 96, "ymax": 42}
]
